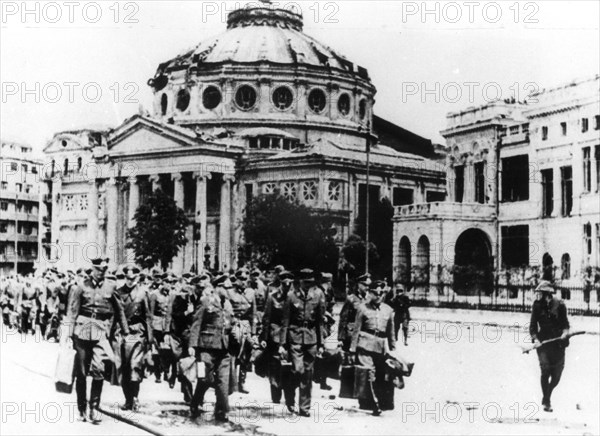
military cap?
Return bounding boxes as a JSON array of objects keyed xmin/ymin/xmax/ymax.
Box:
[
  {"xmin": 67, "ymin": 270, "xmax": 75, "ymax": 277},
  {"xmin": 274, "ymin": 265, "xmax": 285, "ymax": 274},
  {"xmin": 50, "ymin": 267, "xmax": 59, "ymax": 275},
  {"xmin": 76, "ymin": 267, "xmax": 86, "ymax": 277},
  {"xmin": 356, "ymin": 273, "xmax": 372, "ymax": 286},
  {"xmin": 235, "ymin": 269, "xmax": 249, "ymax": 281},
  {"xmin": 182, "ymin": 273, "xmax": 193, "ymax": 279},
  {"xmin": 280, "ymin": 270, "xmax": 294, "ymax": 281},
  {"xmin": 298, "ymin": 268, "xmax": 315, "ymax": 281},
  {"xmin": 165, "ymin": 273, "xmax": 179, "ymax": 283},
  {"xmin": 369, "ymin": 280, "xmax": 387, "ymax": 290},
  {"xmin": 320, "ymin": 272, "xmax": 333, "ymax": 282},
  {"xmin": 90, "ymin": 257, "xmax": 110, "ymax": 270},
  {"xmin": 105, "ymin": 272, "xmax": 117, "ymax": 281},
  {"xmin": 250, "ymin": 268, "xmax": 262, "ymax": 277},
  {"xmin": 213, "ymin": 274, "xmax": 229, "ymax": 286},
  {"xmin": 535, "ymin": 280, "xmax": 556, "ymax": 293}
]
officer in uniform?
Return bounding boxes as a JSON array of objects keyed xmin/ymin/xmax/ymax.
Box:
[
  {"xmin": 62, "ymin": 257, "xmax": 129, "ymax": 423},
  {"xmin": 350, "ymin": 279, "xmax": 396, "ymax": 416},
  {"xmin": 279, "ymin": 268, "xmax": 325, "ymax": 417},
  {"xmin": 387, "ymin": 284, "xmax": 411, "ymax": 346},
  {"xmin": 149, "ymin": 273, "xmax": 171, "ymax": 384},
  {"xmin": 529, "ymin": 280, "xmax": 570, "ymax": 412},
  {"xmin": 221, "ymin": 270, "xmax": 256, "ymax": 394},
  {"xmin": 114, "ymin": 266, "xmax": 153, "ymax": 411},
  {"xmin": 338, "ymin": 274, "xmax": 371, "ymax": 352},
  {"xmin": 188, "ymin": 284, "xmax": 236, "ymax": 422},
  {"xmin": 260, "ymin": 270, "xmax": 294, "ymax": 404}
]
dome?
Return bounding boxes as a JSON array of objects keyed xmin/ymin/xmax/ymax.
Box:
[
  {"xmin": 147, "ymin": 4, "xmax": 377, "ymax": 149},
  {"xmin": 152, "ymin": 6, "xmax": 370, "ymax": 81}
]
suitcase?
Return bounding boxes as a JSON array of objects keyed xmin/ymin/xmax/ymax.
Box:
[
  {"xmin": 54, "ymin": 347, "xmax": 76, "ymax": 394},
  {"xmin": 339, "ymin": 365, "xmax": 357, "ymax": 399}
]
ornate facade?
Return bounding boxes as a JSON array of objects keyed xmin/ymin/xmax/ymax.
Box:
[
  {"xmin": 43, "ymin": 5, "xmax": 445, "ymax": 273},
  {"xmin": 394, "ymin": 75, "xmax": 600, "ymax": 294}
]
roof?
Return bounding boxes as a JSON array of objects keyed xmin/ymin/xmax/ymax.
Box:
[
  {"xmin": 264, "ymin": 137, "xmax": 441, "ymax": 172},
  {"xmin": 155, "ymin": 7, "xmax": 369, "ymax": 79}
]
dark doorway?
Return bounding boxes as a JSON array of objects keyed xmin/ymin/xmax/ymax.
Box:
[
  {"xmin": 398, "ymin": 236, "xmax": 411, "ymax": 286},
  {"xmin": 542, "ymin": 253, "xmax": 554, "ymax": 281},
  {"xmin": 454, "ymin": 229, "xmax": 493, "ymax": 295}
]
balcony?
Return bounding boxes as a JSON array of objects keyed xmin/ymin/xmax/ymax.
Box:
[
  {"xmin": 0, "ymin": 233, "xmax": 39, "ymax": 243},
  {"xmin": 394, "ymin": 202, "xmax": 496, "ymax": 221}
]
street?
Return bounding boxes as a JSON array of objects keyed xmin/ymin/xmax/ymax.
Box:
[{"xmin": 1, "ymin": 311, "xmax": 598, "ymax": 436}]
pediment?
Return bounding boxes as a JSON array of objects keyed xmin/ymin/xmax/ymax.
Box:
[
  {"xmin": 43, "ymin": 133, "xmax": 91, "ymax": 154},
  {"xmin": 108, "ymin": 117, "xmax": 198, "ymax": 155}
]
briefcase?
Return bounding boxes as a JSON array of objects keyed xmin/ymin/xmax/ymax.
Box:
[
  {"xmin": 339, "ymin": 365, "xmax": 357, "ymax": 399},
  {"xmin": 54, "ymin": 347, "xmax": 76, "ymax": 394}
]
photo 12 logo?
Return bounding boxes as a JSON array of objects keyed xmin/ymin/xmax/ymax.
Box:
[
  {"xmin": 1, "ymin": 82, "xmax": 140, "ymax": 104},
  {"xmin": 400, "ymin": 1, "xmax": 540, "ymax": 25},
  {"xmin": 1, "ymin": 1, "xmax": 140, "ymax": 25}
]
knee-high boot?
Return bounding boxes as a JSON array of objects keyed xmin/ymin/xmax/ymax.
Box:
[{"xmin": 89, "ymin": 379, "xmax": 104, "ymax": 424}]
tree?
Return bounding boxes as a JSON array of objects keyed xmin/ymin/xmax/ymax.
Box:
[
  {"xmin": 241, "ymin": 194, "xmax": 339, "ymax": 273},
  {"xmin": 126, "ymin": 189, "xmax": 189, "ymax": 270},
  {"xmin": 340, "ymin": 234, "xmax": 380, "ymax": 279}
]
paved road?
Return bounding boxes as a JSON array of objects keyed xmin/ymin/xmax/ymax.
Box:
[{"xmin": 1, "ymin": 318, "xmax": 598, "ymax": 436}]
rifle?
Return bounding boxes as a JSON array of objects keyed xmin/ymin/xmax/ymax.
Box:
[{"xmin": 521, "ymin": 331, "xmax": 586, "ymax": 354}]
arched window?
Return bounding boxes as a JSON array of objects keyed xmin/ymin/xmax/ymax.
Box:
[
  {"xmin": 417, "ymin": 236, "xmax": 431, "ymax": 286},
  {"xmin": 63, "ymin": 158, "xmax": 69, "ymax": 175},
  {"xmin": 542, "ymin": 253, "xmax": 554, "ymax": 281},
  {"xmin": 561, "ymin": 253, "xmax": 571, "ymax": 280},
  {"xmin": 160, "ymin": 94, "xmax": 168, "ymax": 116},
  {"xmin": 77, "ymin": 157, "xmax": 82, "ymax": 171},
  {"xmin": 398, "ymin": 236, "xmax": 411, "ymax": 285}
]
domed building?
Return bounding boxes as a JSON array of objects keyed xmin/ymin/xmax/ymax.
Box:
[{"xmin": 43, "ymin": 4, "xmax": 446, "ymax": 275}]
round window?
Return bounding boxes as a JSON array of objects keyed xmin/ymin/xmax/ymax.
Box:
[
  {"xmin": 203, "ymin": 86, "xmax": 222, "ymax": 110},
  {"xmin": 338, "ymin": 93, "xmax": 350, "ymax": 116},
  {"xmin": 176, "ymin": 89, "xmax": 191, "ymax": 112},
  {"xmin": 308, "ymin": 88, "xmax": 327, "ymax": 114},
  {"xmin": 359, "ymin": 99, "xmax": 368, "ymax": 119},
  {"xmin": 235, "ymin": 85, "xmax": 258, "ymax": 110},
  {"xmin": 272, "ymin": 86, "xmax": 293, "ymax": 110}
]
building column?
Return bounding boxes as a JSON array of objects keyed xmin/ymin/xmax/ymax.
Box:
[
  {"xmin": 50, "ymin": 176, "xmax": 62, "ymax": 262},
  {"xmin": 126, "ymin": 177, "xmax": 139, "ymax": 264},
  {"xmin": 105, "ymin": 177, "xmax": 118, "ymax": 267},
  {"xmin": 219, "ymin": 174, "xmax": 234, "ymax": 271},
  {"xmin": 446, "ymin": 160, "xmax": 456, "ymax": 202},
  {"xmin": 149, "ymin": 174, "xmax": 161, "ymax": 192},
  {"xmin": 194, "ymin": 172, "xmax": 211, "ymax": 272},
  {"xmin": 87, "ymin": 179, "xmax": 99, "ymax": 250},
  {"xmin": 552, "ymin": 166, "xmax": 562, "ymax": 217},
  {"xmin": 172, "ymin": 172, "xmax": 184, "ymax": 274},
  {"xmin": 465, "ymin": 159, "xmax": 475, "ymax": 203}
]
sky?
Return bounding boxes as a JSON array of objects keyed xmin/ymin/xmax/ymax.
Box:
[{"xmin": 1, "ymin": 0, "xmax": 599, "ymax": 155}]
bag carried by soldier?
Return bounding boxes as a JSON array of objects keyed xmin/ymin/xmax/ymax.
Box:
[
  {"xmin": 339, "ymin": 363, "xmax": 357, "ymax": 399},
  {"xmin": 252, "ymin": 348, "xmax": 268, "ymax": 378},
  {"xmin": 54, "ymin": 347, "xmax": 76, "ymax": 394},
  {"xmin": 178, "ymin": 356, "xmax": 197, "ymax": 386}
]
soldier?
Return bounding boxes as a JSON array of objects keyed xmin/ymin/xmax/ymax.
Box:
[
  {"xmin": 387, "ymin": 284, "xmax": 411, "ymax": 346},
  {"xmin": 222, "ymin": 270, "xmax": 256, "ymax": 394},
  {"xmin": 529, "ymin": 280, "xmax": 570, "ymax": 412},
  {"xmin": 250, "ymin": 268, "xmax": 268, "ymax": 335},
  {"xmin": 279, "ymin": 268, "xmax": 326, "ymax": 417},
  {"xmin": 149, "ymin": 273, "xmax": 171, "ymax": 384},
  {"xmin": 338, "ymin": 274, "xmax": 371, "ymax": 352},
  {"xmin": 260, "ymin": 270, "xmax": 294, "ymax": 404},
  {"xmin": 316, "ymin": 272, "xmax": 336, "ymax": 391},
  {"xmin": 16, "ymin": 277, "xmax": 38, "ymax": 335},
  {"xmin": 350, "ymin": 279, "xmax": 396, "ymax": 416},
  {"xmin": 61, "ymin": 257, "xmax": 129, "ymax": 424},
  {"xmin": 114, "ymin": 266, "xmax": 153, "ymax": 411},
  {"xmin": 188, "ymin": 283, "xmax": 236, "ymax": 422}
]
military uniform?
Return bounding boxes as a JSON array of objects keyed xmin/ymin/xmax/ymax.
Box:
[
  {"xmin": 114, "ymin": 277, "xmax": 153, "ymax": 410},
  {"xmin": 66, "ymin": 268, "xmax": 129, "ymax": 422},
  {"xmin": 221, "ymin": 279, "xmax": 256, "ymax": 392},
  {"xmin": 338, "ymin": 293, "xmax": 366, "ymax": 351},
  {"xmin": 529, "ymin": 281, "xmax": 570, "ymax": 411},
  {"xmin": 387, "ymin": 289, "xmax": 410, "ymax": 345},
  {"xmin": 351, "ymin": 292, "xmax": 396, "ymax": 414},
  {"xmin": 149, "ymin": 285, "xmax": 171, "ymax": 382},
  {"xmin": 260, "ymin": 273, "xmax": 294, "ymax": 404},
  {"xmin": 188, "ymin": 292, "xmax": 236, "ymax": 421},
  {"xmin": 280, "ymin": 272, "xmax": 325, "ymax": 416}
]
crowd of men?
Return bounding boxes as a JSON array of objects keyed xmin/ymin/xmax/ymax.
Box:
[{"xmin": 0, "ymin": 259, "xmax": 412, "ymax": 424}]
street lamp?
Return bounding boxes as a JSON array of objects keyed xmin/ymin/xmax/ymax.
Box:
[{"xmin": 360, "ymin": 122, "xmax": 372, "ymax": 275}]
